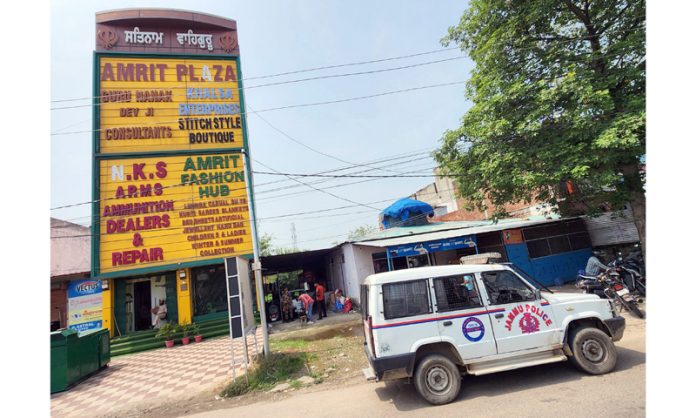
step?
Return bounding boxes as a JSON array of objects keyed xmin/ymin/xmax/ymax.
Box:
[{"xmin": 467, "ymin": 349, "xmax": 567, "ymax": 376}]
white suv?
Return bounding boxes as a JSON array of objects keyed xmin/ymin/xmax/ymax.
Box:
[{"xmin": 361, "ymin": 263, "xmax": 625, "ymax": 405}]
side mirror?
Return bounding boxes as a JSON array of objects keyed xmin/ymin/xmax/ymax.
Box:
[{"xmin": 534, "ymin": 289, "xmax": 542, "ymax": 300}]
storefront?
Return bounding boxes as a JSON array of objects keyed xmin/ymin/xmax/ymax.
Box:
[{"xmin": 112, "ymin": 272, "xmax": 179, "ymax": 334}]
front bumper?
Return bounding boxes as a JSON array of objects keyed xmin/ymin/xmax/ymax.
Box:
[
  {"xmin": 363, "ymin": 343, "xmax": 416, "ymax": 380},
  {"xmin": 604, "ymin": 316, "xmax": 626, "ymax": 342}
]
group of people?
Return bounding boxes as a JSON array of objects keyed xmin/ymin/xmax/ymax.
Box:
[{"xmin": 280, "ymin": 282, "xmax": 329, "ymax": 324}]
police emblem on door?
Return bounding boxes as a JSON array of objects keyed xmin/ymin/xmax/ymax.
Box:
[{"xmin": 462, "ymin": 317, "xmax": 485, "ymax": 342}]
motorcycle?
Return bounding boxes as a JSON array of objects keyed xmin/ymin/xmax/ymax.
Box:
[
  {"xmin": 608, "ymin": 251, "xmax": 646, "ymax": 297},
  {"xmin": 576, "ymin": 269, "xmax": 644, "ymax": 319}
]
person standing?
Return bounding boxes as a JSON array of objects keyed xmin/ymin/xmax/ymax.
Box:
[
  {"xmin": 314, "ymin": 282, "xmax": 327, "ymax": 320},
  {"xmin": 298, "ymin": 292, "xmax": 315, "ymax": 324}
]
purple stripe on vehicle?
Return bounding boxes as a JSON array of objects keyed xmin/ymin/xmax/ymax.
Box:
[{"xmin": 373, "ymin": 308, "xmax": 504, "ymax": 330}]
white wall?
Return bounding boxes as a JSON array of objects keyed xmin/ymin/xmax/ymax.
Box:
[{"xmin": 338, "ymin": 244, "xmax": 385, "ymax": 306}]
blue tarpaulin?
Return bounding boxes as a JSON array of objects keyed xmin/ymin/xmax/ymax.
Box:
[{"xmin": 380, "ymin": 198, "xmax": 434, "ymax": 229}]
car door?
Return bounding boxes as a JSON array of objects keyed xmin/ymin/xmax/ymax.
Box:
[
  {"xmin": 479, "ymin": 269, "xmax": 558, "ymax": 355},
  {"xmin": 432, "ymin": 274, "xmax": 497, "ymax": 360}
]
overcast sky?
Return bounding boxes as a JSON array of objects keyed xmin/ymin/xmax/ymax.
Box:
[{"xmin": 50, "ymin": 0, "xmax": 474, "ymax": 251}]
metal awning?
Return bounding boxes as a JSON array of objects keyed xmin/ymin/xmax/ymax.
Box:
[{"xmin": 354, "ymin": 217, "xmax": 566, "ymax": 249}]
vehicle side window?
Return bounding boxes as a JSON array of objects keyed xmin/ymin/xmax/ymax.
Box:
[
  {"xmin": 382, "ymin": 279, "xmax": 431, "ymax": 320},
  {"xmin": 360, "ymin": 285, "xmax": 369, "ymax": 319},
  {"xmin": 481, "ymin": 270, "xmax": 536, "ymax": 305},
  {"xmin": 433, "ymin": 274, "xmax": 482, "ymax": 312}
]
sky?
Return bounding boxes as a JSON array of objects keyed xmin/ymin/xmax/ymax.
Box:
[{"xmin": 50, "ymin": 0, "xmax": 474, "ymax": 251}]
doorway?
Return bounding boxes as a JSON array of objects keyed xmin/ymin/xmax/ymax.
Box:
[{"xmin": 133, "ymin": 281, "xmax": 152, "ymax": 331}]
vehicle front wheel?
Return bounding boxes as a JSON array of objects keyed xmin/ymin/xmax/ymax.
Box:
[
  {"xmin": 569, "ymin": 327, "xmax": 617, "ymax": 375},
  {"xmin": 413, "ymin": 354, "xmax": 461, "ymax": 405}
]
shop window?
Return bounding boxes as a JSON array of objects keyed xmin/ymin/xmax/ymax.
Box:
[
  {"xmin": 391, "ymin": 257, "xmax": 408, "ymax": 271},
  {"xmin": 524, "ymin": 221, "xmax": 592, "ymax": 259},
  {"xmin": 383, "ymin": 279, "xmax": 431, "ymax": 319},
  {"xmin": 192, "ymin": 265, "xmax": 228, "ymax": 316},
  {"xmin": 548, "ymin": 235, "xmax": 571, "ymax": 254},
  {"xmin": 433, "ymin": 275, "xmax": 482, "ymax": 312},
  {"xmin": 527, "ymin": 239, "xmax": 551, "ymax": 258}
]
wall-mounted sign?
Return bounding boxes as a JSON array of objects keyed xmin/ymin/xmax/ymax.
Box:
[
  {"xmin": 502, "ymin": 229, "xmax": 524, "ymax": 244},
  {"xmin": 97, "ymin": 56, "xmax": 244, "ymax": 154},
  {"xmin": 67, "ymin": 279, "xmax": 103, "ymax": 335},
  {"xmin": 388, "ymin": 235, "xmax": 477, "ymax": 258},
  {"xmin": 97, "ymin": 153, "xmax": 253, "ymax": 275}
]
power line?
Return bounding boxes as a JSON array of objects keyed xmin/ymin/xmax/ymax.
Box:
[
  {"xmin": 50, "ymin": 46, "xmax": 463, "ymax": 104},
  {"xmin": 252, "ymin": 170, "xmax": 457, "ymax": 178},
  {"xmin": 50, "ymin": 55, "xmax": 465, "ymax": 111}
]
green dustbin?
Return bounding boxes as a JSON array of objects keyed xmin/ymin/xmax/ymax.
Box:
[{"xmin": 50, "ymin": 328, "xmax": 110, "ymax": 394}]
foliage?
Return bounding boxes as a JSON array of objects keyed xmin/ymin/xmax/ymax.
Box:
[
  {"xmin": 346, "ymin": 224, "xmax": 377, "ymax": 241},
  {"xmin": 434, "ymin": 0, "xmax": 645, "ymax": 240},
  {"xmin": 260, "ymin": 232, "xmax": 304, "ymax": 256},
  {"xmin": 260, "ymin": 232, "xmax": 274, "ymax": 257},
  {"xmin": 155, "ymin": 322, "xmax": 178, "ymax": 341},
  {"xmin": 180, "ymin": 321, "xmax": 192, "ymax": 337},
  {"xmin": 219, "ymin": 352, "xmax": 308, "ymax": 397},
  {"xmin": 189, "ymin": 322, "xmax": 201, "ymax": 336}
]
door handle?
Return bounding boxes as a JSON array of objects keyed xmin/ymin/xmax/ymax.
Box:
[
  {"xmin": 495, "ymin": 313, "xmax": 504, "ymax": 319},
  {"xmin": 443, "ymin": 321, "xmax": 453, "ymax": 326}
]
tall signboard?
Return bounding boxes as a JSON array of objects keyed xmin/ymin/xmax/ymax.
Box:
[
  {"xmin": 92, "ymin": 10, "xmax": 253, "ymax": 278},
  {"xmin": 67, "ymin": 279, "xmax": 103, "ymax": 335}
]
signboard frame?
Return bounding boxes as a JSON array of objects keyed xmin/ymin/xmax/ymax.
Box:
[{"xmin": 91, "ymin": 51, "xmax": 256, "ymax": 278}]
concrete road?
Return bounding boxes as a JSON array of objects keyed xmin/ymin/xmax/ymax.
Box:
[{"xmin": 189, "ymin": 315, "xmax": 645, "ymax": 418}]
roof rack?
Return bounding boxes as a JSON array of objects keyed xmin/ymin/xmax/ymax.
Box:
[{"xmin": 460, "ymin": 252, "xmax": 502, "ymax": 265}]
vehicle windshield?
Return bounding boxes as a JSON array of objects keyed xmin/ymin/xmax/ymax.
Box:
[{"xmin": 504, "ymin": 263, "xmax": 554, "ymax": 294}]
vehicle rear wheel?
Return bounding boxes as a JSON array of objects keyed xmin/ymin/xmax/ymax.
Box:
[
  {"xmin": 569, "ymin": 327, "xmax": 617, "ymax": 375},
  {"xmin": 413, "ymin": 354, "xmax": 461, "ymax": 405}
]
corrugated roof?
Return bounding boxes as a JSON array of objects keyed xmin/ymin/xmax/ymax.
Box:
[{"xmin": 354, "ymin": 216, "xmax": 563, "ymax": 248}]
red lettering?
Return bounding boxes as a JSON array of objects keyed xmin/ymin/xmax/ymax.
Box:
[
  {"xmin": 155, "ymin": 161, "xmax": 167, "ymax": 178},
  {"xmin": 154, "ymin": 183, "xmax": 163, "ymax": 196},
  {"xmin": 189, "ymin": 65, "xmax": 199, "ymax": 81},
  {"xmin": 101, "ymin": 63, "xmax": 114, "ymax": 81},
  {"xmin": 115, "ymin": 186, "xmax": 125, "ymax": 198},
  {"xmin": 225, "ymin": 65, "xmax": 236, "ymax": 81},
  {"xmin": 135, "ymin": 64, "xmax": 148, "ymax": 81},
  {"xmin": 127, "ymin": 185, "xmax": 137, "ymax": 197},
  {"xmin": 132, "ymin": 163, "xmax": 146, "ymax": 180},
  {"xmin": 213, "ymin": 65, "xmax": 223, "ymax": 82},
  {"xmin": 112, "ymin": 252, "xmax": 122, "ymax": 266},
  {"xmin": 176, "ymin": 64, "xmax": 187, "ymax": 81}
]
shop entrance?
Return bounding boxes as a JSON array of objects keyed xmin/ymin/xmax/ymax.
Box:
[
  {"xmin": 124, "ymin": 275, "xmax": 168, "ymax": 332},
  {"xmin": 133, "ymin": 281, "xmax": 151, "ymax": 331}
]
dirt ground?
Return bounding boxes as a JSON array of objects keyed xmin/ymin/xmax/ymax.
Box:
[
  {"xmin": 109, "ymin": 312, "xmax": 367, "ymax": 418},
  {"xmin": 103, "ymin": 287, "xmax": 645, "ymax": 418}
]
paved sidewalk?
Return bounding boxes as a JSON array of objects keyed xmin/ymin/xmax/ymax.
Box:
[{"xmin": 51, "ymin": 328, "xmax": 263, "ymax": 418}]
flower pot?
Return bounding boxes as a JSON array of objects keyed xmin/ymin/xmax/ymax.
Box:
[
  {"xmin": 182, "ymin": 337, "xmax": 190, "ymax": 345},
  {"xmin": 194, "ymin": 335, "xmax": 203, "ymax": 343},
  {"xmin": 165, "ymin": 340, "xmax": 175, "ymax": 348}
]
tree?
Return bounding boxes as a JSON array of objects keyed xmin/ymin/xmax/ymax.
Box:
[
  {"xmin": 259, "ymin": 232, "xmax": 303, "ymax": 256},
  {"xmin": 434, "ymin": 0, "xmax": 645, "ymax": 251},
  {"xmin": 347, "ymin": 224, "xmax": 378, "ymax": 241},
  {"xmin": 260, "ymin": 232, "xmax": 274, "ymax": 257}
]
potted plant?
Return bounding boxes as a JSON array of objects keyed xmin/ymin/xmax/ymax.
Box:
[
  {"xmin": 190, "ymin": 323, "xmax": 202, "ymax": 343},
  {"xmin": 156, "ymin": 322, "xmax": 178, "ymax": 348},
  {"xmin": 180, "ymin": 321, "xmax": 191, "ymax": 345}
]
